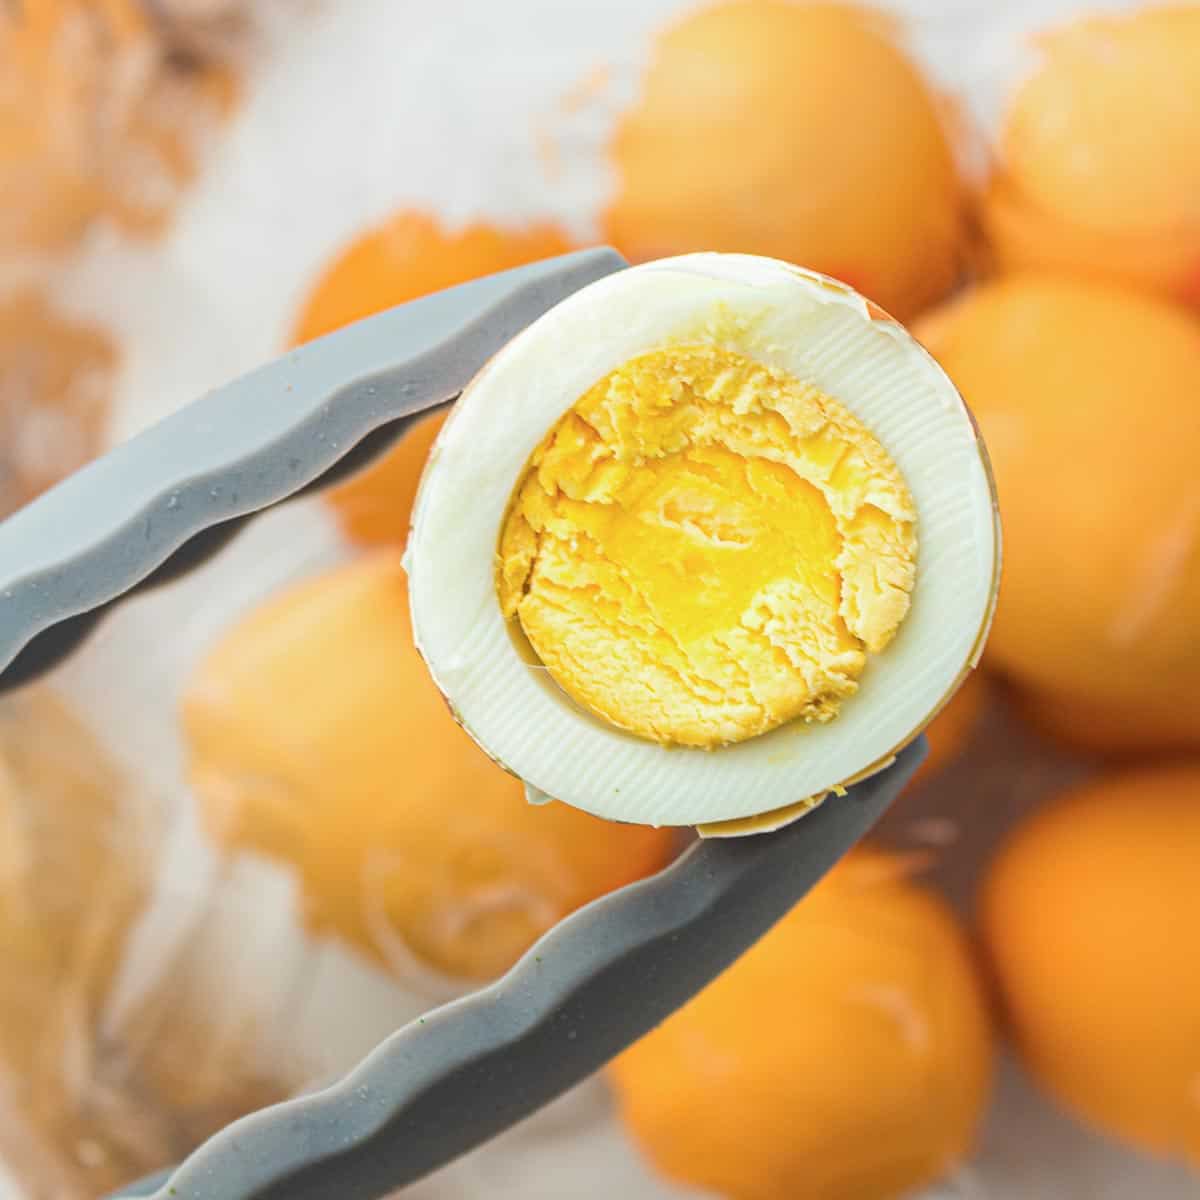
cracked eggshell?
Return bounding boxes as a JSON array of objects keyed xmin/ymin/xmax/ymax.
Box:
[{"xmin": 407, "ymin": 253, "xmax": 999, "ymax": 829}]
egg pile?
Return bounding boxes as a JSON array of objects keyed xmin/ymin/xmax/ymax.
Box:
[{"xmin": 5, "ymin": 1, "xmax": 1200, "ymax": 1198}]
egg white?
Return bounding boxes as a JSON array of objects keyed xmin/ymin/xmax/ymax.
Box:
[{"xmin": 407, "ymin": 253, "xmax": 999, "ymax": 828}]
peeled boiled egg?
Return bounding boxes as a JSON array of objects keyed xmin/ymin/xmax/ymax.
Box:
[
  {"xmin": 916, "ymin": 275, "xmax": 1200, "ymax": 755},
  {"xmin": 407, "ymin": 254, "xmax": 999, "ymax": 829},
  {"xmin": 290, "ymin": 210, "xmax": 575, "ymax": 549},
  {"xmin": 610, "ymin": 847, "xmax": 995, "ymax": 1200},
  {"xmin": 182, "ymin": 552, "xmax": 675, "ymax": 982},
  {"xmin": 982, "ymin": 4, "xmax": 1200, "ymax": 308},
  {"xmin": 603, "ymin": 0, "xmax": 968, "ymax": 321},
  {"xmin": 981, "ymin": 764, "xmax": 1200, "ymax": 1161}
]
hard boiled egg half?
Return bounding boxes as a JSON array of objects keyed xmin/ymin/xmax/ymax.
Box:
[{"xmin": 407, "ymin": 254, "xmax": 998, "ymax": 833}]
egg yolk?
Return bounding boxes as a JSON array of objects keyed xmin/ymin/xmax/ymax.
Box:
[{"xmin": 497, "ymin": 344, "xmax": 916, "ymax": 748}]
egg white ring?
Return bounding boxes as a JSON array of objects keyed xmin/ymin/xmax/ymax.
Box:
[{"xmin": 409, "ymin": 253, "xmax": 998, "ymax": 827}]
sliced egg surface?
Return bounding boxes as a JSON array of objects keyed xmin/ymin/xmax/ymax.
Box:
[{"xmin": 407, "ymin": 253, "xmax": 998, "ymax": 829}]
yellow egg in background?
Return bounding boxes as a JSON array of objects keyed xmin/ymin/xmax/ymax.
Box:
[
  {"xmin": 291, "ymin": 211, "xmax": 576, "ymax": 345},
  {"xmin": 983, "ymin": 4, "xmax": 1200, "ymax": 308},
  {"xmin": 610, "ymin": 847, "xmax": 995, "ymax": 1200},
  {"xmin": 604, "ymin": 1, "xmax": 968, "ymax": 321},
  {"xmin": 319, "ymin": 406, "xmax": 449, "ymax": 550},
  {"xmin": 181, "ymin": 546, "xmax": 676, "ymax": 983},
  {"xmin": 291, "ymin": 210, "xmax": 575, "ymax": 548},
  {"xmin": 981, "ymin": 765, "xmax": 1200, "ymax": 1163},
  {"xmin": 915, "ymin": 275, "xmax": 1200, "ymax": 755}
]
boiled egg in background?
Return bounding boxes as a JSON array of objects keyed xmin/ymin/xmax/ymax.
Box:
[
  {"xmin": 601, "ymin": 0, "xmax": 969, "ymax": 321},
  {"xmin": 982, "ymin": 765, "xmax": 1200, "ymax": 1165},
  {"xmin": 182, "ymin": 552, "xmax": 677, "ymax": 984},
  {"xmin": 289, "ymin": 208, "xmax": 578, "ymax": 548},
  {"xmin": 982, "ymin": 4, "xmax": 1200, "ymax": 307},
  {"xmin": 610, "ymin": 846, "xmax": 996, "ymax": 1200},
  {"xmin": 915, "ymin": 275, "xmax": 1200, "ymax": 755}
]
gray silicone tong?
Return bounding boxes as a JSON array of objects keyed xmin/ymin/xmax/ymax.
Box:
[{"xmin": 0, "ymin": 248, "xmax": 923, "ymax": 1199}]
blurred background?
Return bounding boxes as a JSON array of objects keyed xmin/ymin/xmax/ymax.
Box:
[{"xmin": 2, "ymin": 0, "xmax": 1200, "ymax": 1197}]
